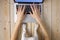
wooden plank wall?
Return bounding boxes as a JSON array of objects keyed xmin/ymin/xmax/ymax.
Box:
[
  {"xmin": 43, "ymin": 0, "xmax": 52, "ymax": 40},
  {"xmin": 0, "ymin": 0, "xmax": 10, "ymax": 40},
  {"xmin": 43, "ymin": 0, "xmax": 60, "ymax": 40},
  {"xmin": 51, "ymin": 0, "xmax": 60, "ymax": 40},
  {"xmin": 0, "ymin": 0, "xmax": 60, "ymax": 40}
]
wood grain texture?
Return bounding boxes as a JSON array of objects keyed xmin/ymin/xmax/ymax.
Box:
[
  {"xmin": 0, "ymin": 0, "xmax": 10, "ymax": 40},
  {"xmin": 43, "ymin": 0, "xmax": 52, "ymax": 40},
  {"xmin": 51, "ymin": 0, "xmax": 60, "ymax": 40}
]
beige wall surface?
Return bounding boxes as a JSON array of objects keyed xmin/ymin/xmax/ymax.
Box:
[
  {"xmin": 0, "ymin": 0, "xmax": 10, "ymax": 40},
  {"xmin": 0, "ymin": 0, "xmax": 60, "ymax": 40}
]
